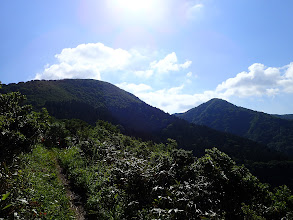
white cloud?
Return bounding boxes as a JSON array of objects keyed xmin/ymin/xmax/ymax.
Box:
[
  {"xmin": 35, "ymin": 43, "xmax": 191, "ymax": 81},
  {"xmin": 266, "ymin": 88, "xmax": 279, "ymax": 97},
  {"xmin": 116, "ymin": 62, "xmax": 293, "ymax": 114},
  {"xmin": 55, "ymin": 43, "xmax": 131, "ymax": 70},
  {"xmin": 285, "ymin": 62, "xmax": 293, "ymax": 78},
  {"xmin": 279, "ymin": 62, "xmax": 293, "ymax": 93},
  {"xmin": 186, "ymin": 72, "xmax": 192, "ymax": 77},
  {"xmin": 134, "ymin": 70, "xmax": 154, "ymax": 78},
  {"xmin": 137, "ymin": 87, "xmax": 221, "ymax": 114},
  {"xmin": 181, "ymin": 61, "xmax": 193, "ymax": 69},
  {"xmin": 187, "ymin": 3, "xmax": 204, "ymax": 16},
  {"xmin": 215, "ymin": 63, "xmax": 293, "ymax": 97},
  {"xmin": 118, "ymin": 82, "xmax": 221, "ymax": 113},
  {"xmin": 35, "ymin": 43, "xmax": 133, "ymax": 80},
  {"xmin": 150, "ymin": 52, "xmax": 192, "ymax": 73},
  {"xmin": 185, "ymin": 1, "xmax": 204, "ymax": 20},
  {"xmin": 35, "ymin": 62, "xmax": 102, "ymax": 80},
  {"xmin": 116, "ymin": 82, "xmax": 152, "ymax": 93},
  {"xmin": 34, "ymin": 42, "xmax": 293, "ymax": 114}
]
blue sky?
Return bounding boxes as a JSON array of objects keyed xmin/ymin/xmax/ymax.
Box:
[{"xmin": 1, "ymin": 0, "xmax": 293, "ymax": 114}]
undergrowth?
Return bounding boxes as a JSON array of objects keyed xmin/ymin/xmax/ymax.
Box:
[
  {"xmin": 1, "ymin": 89, "xmax": 293, "ymax": 219},
  {"xmin": 0, "ymin": 145, "xmax": 74, "ymax": 219},
  {"xmin": 56, "ymin": 122, "xmax": 293, "ymax": 219}
]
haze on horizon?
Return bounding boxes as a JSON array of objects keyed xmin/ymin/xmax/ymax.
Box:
[{"xmin": 1, "ymin": 0, "xmax": 293, "ymax": 114}]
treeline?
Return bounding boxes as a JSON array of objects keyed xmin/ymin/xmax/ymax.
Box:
[
  {"xmin": 176, "ymin": 98, "xmax": 293, "ymax": 156},
  {"xmin": 2, "ymin": 79, "xmax": 293, "ymax": 190},
  {"xmin": 1, "ymin": 88, "xmax": 293, "ymax": 219}
]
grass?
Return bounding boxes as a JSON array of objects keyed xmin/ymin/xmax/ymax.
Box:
[{"xmin": 0, "ymin": 145, "xmax": 75, "ymax": 219}]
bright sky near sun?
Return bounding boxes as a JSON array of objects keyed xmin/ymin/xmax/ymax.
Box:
[{"xmin": 1, "ymin": 0, "xmax": 293, "ymax": 114}]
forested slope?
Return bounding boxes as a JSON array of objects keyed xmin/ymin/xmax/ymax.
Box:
[
  {"xmin": 0, "ymin": 80, "xmax": 281, "ymax": 160},
  {"xmin": 1, "ymin": 79, "xmax": 174, "ymax": 138},
  {"xmin": 1, "ymin": 89, "xmax": 293, "ymax": 219},
  {"xmin": 2, "ymin": 80, "xmax": 293, "ymax": 189},
  {"xmin": 176, "ymin": 98, "xmax": 293, "ymax": 156},
  {"xmin": 273, "ymin": 114, "xmax": 293, "ymax": 120}
]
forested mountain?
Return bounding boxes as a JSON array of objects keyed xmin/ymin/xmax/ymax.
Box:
[
  {"xmin": 1, "ymin": 89, "xmax": 292, "ymax": 219},
  {"xmin": 1, "ymin": 79, "xmax": 174, "ymax": 139},
  {"xmin": 273, "ymin": 114, "xmax": 293, "ymax": 120},
  {"xmin": 176, "ymin": 98, "xmax": 293, "ymax": 156},
  {"xmin": 2, "ymin": 79, "xmax": 293, "ymax": 189},
  {"xmin": 0, "ymin": 80, "xmax": 280, "ymax": 160}
]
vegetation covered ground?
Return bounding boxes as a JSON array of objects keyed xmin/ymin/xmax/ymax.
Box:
[
  {"xmin": 1, "ymin": 87, "xmax": 293, "ymax": 219},
  {"xmin": 3, "ymin": 79, "xmax": 293, "ymax": 191}
]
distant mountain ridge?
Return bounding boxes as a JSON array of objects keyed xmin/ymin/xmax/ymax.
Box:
[
  {"xmin": 0, "ymin": 79, "xmax": 285, "ymax": 160},
  {"xmin": 176, "ymin": 98, "xmax": 293, "ymax": 156},
  {"xmin": 273, "ymin": 114, "xmax": 293, "ymax": 120},
  {"xmin": 2, "ymin": 79, "xmax": 293, "ymax": 189}
]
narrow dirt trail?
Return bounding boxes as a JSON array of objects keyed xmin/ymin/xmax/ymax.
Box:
[{"xmin": 54, "ymin": 158, "xmax": 86, "ymax": 220}]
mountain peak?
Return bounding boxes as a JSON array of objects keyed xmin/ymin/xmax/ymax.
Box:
[
  {"xmin": 176, "ymin": 98, "xmax": 293, "ymax": 156},
  {"xmin": 204, "ymin": 98, "xmax": 233, "ymax": 106},
  {"xmin": 1, "ymin": 79, "xmax": 174, "ymax": 138},
  {"xmin": 184, "ymin": 98, "xmax": 235, "ymax": 115},
  {"xmin": 208, "ymin": 98, "xmax": 226, "ymax": 102}
]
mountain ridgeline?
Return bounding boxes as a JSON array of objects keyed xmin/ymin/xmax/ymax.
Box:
[
  {"xmin": 176, "ymin": 98, "xmax": 293, "ymax": 157},
  {"xmin": 273, "ymin": 114, "xmax": 293, "ymax": 120},
  {"xmin": 0, "ymin": 80, "xmax": 275, "ymax": 159},
  {"xmin": 1, "ymin": 79, "xmax": 174, "ymax": 138},
  {"xmin": 1, "ymin": 88, "xmax": 292, "ymax": 219},
  {"xmin": 2, "ymin": 79, "xmax": 293, "ymax": 189}
]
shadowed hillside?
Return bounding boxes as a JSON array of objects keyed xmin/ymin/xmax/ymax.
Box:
[
  {"xmin": 1, "ymin": 80, "xmax": 277, "ymax": 160},
  {"xmin": 2, "ymin": 80, "xmax": 293, "ymax": 189},
  {"xmin": 1, "ymin": 88, "xmax": 292, "ymax": 219},
  {"xmin": 1, "ymin": 79, "xmax": 174, "ymax": 139},
  {"xmin": 273, "ymin": 114, "xmax": 293, "ymax": 120},
  {"xmin": 176, "ymin": 98, "xmax": 293, "ymax": 156}
]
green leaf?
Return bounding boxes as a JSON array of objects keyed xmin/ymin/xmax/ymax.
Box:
[
  {"xmin": 2, "ymin": 204, "xmax": 12, "ymax": 210},
  {"xmin": 1, "ymin": 192, "xmax": 11, "ymax": 201}
]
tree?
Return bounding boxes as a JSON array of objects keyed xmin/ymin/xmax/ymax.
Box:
[{"xmin": 0, "ymin": 84, "xmax": 49, "ymax": 161}]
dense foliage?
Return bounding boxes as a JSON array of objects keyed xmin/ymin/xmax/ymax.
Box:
[
  {"xmin": 1, "ymin": 88, "xmax": 293, "ymax": 219},
  {"xmin": 0, "ymin": 87, "xmax": 74, "ymax": 219},
  {"xmin": 2, "ymin": 80, "xmax": 293, "ymax": 190},
  {"xmin": 273, "ymin": 114, "xmax": 293, "ymax": 121},
  {"xmin": 176, "ymin": 98, "xmax": 293, "ymax": 156},
  {"xmin": 160, "ymin": 119, "xmax": 293, "ymax": 190},
  {"xmin": 57, "ymin": 121, "xmax": 293, "ymax": 219},
  {"xmin": 1, "ymin": 79, "xmax": 174, "ymax": 138},
  {"xmin": 0, "ymin": 80, "xmax": 285, "ymax": 161},
  {"xmin": 0, "ymin": 145, "xmax": 75, "ymax": 219},
  {"xmin": 0, "ymin": 90, "xmax": 46, "ymax": 162}
]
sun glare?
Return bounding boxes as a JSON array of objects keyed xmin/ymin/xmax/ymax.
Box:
[
  {"xmin": 109, "ymin": 0, "xmax": 166, "ymax": 21},
  {"xmin": 106, "ymin": 0, "xmax": 167, "ymax": 28},
  {"xmin": 114, "ymin": 0, "xmax": 156, "ymax": 12},
  {"xmin": 117, "ymin": 0, "xmax": 155, "ymax": 12}
]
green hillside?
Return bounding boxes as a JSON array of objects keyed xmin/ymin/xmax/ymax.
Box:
[
  {"xmin": 273, "ymin": 114, "xmax": 293, "ymax": 120},
  {"xmin": 2, "ymin": 80, "xmax": 293, "ymax": 189},
  {"xmin": 1, "ymin": 80, "xmax": 282, "ymax": 162},
  {"xmin": 176, "ymin": 98, "xmax": 293, "ymax": 156},
  {"xmin": 1, "ymin": 89, "xmax": 293, "ymax": 219},
  {"xmin": 1, "ymin": 79, "xmax": 174, "ymax": 138}
]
